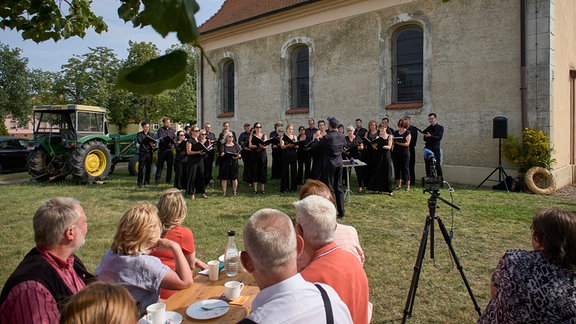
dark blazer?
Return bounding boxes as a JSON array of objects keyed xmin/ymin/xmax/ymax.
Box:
[{"xmin": 311, "ymin": 130, "xmax": 346, "ymax": 168}]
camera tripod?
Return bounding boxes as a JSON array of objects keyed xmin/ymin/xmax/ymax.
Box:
[{"xmin": 402, "ymin": 188, "xmax": 481, "ymax": 323}]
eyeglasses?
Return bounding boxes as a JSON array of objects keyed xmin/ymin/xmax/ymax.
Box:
[
  {"xmin": 200, "ymin": 133, "xmax": 206, "ymax": 135},
  {"xmin": 255, "ymin": 126, "xmax": 262, "ymax": 128},
  {"xmin": 192, "ymin": 130, "xmax": 199, "ymax": 132},
  {"xmin": 179, "ymin": 134, "xmax": 185, "ymax": 137}
]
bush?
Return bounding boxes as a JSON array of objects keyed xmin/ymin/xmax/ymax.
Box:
[{"xmin": 502, "ymin": 128, "xmax": 555, "ymax": 173}]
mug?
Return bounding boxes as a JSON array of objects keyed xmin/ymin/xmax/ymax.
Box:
[
  {"xmin": 146, "ymin": 302, "xmax": 166, "ymax": 324},
  {"xmin": 224, "ymin": 280, "xmax": 244, "ymax": 300}
]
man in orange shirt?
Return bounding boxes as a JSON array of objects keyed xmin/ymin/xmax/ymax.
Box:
[{"xmin": 295, "ymin": 195, "xmax": 370, "ymax": 324}]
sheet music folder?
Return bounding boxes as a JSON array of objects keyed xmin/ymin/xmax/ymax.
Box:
[{"xmin": 362, "ymin": 136, "xmax": 388, "ymax": 147}]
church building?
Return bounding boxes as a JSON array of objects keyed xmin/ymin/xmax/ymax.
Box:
[{"xmin": 197, "ymin": 0, "xmax": 576, "ymax": 188}]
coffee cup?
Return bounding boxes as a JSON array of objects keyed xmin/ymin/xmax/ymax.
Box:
[
  {"xmin": 146, "ymin": 302, "xmax": 166, "ymax": 324},
  {"xmin": 224, "ymin": 280, "xmax": 244, "ymax": 300},
  {"xmin": 208, "ymin": 260, "xmax": 220, "ymax": 281}
]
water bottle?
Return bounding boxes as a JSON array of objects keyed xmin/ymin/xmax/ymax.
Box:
[{"xmin": 224, "ymin": 230, "xmax": 239, "ymax": 277}]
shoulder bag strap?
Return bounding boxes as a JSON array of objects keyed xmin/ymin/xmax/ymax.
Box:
[{"xmin": 315, "ymin": 284, "xmax": 334, "ymax": 324}]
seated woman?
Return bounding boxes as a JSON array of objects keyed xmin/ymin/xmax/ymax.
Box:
[
  {"xmin": 60, "ymin": 282, "xmax": 138, "ymax": 324},
  {"xmin": 96, "ymin": 203, "xmax": 193, "ymax": 315},
  {"xmin": 478, "ymin": 207, "xmax": 576, "ymax": 323},
  {"xmin": 151, "ymin": 188, "xmax": 208, "ymax": 299}
]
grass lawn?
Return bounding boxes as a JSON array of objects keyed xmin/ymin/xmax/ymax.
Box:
[{"xmin": 0, "ymin": 164, "xmax": 574, "ymax": 323}]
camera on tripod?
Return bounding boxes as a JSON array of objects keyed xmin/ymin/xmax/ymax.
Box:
[{"xmin": 422, "ymin": 148, "xmax": 443, "ymax": 190}]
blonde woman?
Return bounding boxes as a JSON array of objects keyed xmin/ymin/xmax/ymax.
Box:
[
  {"xmin": 60, "ymin": 282, "xmax": 138, "ymax": 324},
  {"xmin": 219, "ymin": 131, "xmax": 242, "ymax": 196},
  {"xmin": 279, "ymin": 125, "xmax": 298, "ymax": 193},
  {"xmin": 151, "ymin": 189, "xmax": 207, "ymax": 299},
  {"xmin": 95, "ymin": 203, "xmax": 193, "ymax": 315}
]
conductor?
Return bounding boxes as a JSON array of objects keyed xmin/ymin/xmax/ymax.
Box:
[{"xmin": 309, "ymin": 117, "xmax": 346, "ymax": 217}]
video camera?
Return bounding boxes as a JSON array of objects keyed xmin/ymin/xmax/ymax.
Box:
[{"xmin": 422, "ymin": 148, "xmax": 443, "ymax": 190}]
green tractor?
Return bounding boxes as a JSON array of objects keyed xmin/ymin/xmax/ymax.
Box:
[{"xmin": 27, "ymin": 104, "xmax": 139, "ymax": 183}]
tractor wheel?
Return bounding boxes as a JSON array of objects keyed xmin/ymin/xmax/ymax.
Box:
[
  {"xmin": 71, "ymin": 141, "xmax": 112, "ymax": 183},
  {"xmin": 128, "ymin": 155, "xmax": 139, "ymax": 176},
  {"xmin": 27, "ymin": 148, "xmax": 51, "ymax": 182}
]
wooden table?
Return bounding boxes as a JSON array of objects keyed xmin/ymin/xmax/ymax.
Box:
[{"xmin": 165, "ymin": 270, "xmax": 259, "ymax": 323}]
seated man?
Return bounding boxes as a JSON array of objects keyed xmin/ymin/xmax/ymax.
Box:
[
  {"xmin": 295, "ymin": 195, "xmax": 370, "ymax": 324},
  {"xmin": 297, "ymin": 179, "xmax": 365, "ymax": 270},
  {"xmin": 0, "ymin": 198, "xmax": 94, "ymax": 323},
  {"xmin": 240, "ymin": 208, "xmax": 352, "ymax": 323}
]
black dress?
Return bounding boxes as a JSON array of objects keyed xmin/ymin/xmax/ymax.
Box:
[
  {"xmin": 392, "ymin": 129, "xmax": 411, "ymax": 182},
  {"xmin": 219, "ymin": 144, "xmax": 241, "ymax": 180},
  {"xmin": 280, "ymin": 135, "xmax": 298, "ymax": 192},
  {"xmin": 296, "ymin": 134, "xmax": 307, "ymax": 185},
  {"xmin": 363, "ymin": 131, "xmax": 379, "ymax": 187},
  {"xmin": 367, "ymin": 134, "xmax": 393, "ymax": 193},
  {"xmin": 250, "ymin": 134, "xmax": 268, "ymax": 183},
  {"xmin": 173, "ymin": 140, "xmax": 188, "ymax": 190},
  {"xmin": 186, "ymin": 138, "xmax": 205, "ymax": 196}
]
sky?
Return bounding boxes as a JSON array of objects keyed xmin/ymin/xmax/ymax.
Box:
[{"xmin": 1, "ymin": 0, "xmax": 226, "ymax": 72}]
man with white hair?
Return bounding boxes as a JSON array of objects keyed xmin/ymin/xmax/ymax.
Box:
[
  {"xmin": 240, "ymin": 208, "xmax": 352, "ymax": 323},
  {"xmin": 0, "ymin": 198, "xmax": 94, "ymax": 323},
  {"xmin": 295, "ymin": 195, "xmax": 370, "ymax": 324}
]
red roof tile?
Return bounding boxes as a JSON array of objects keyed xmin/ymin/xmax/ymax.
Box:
[{"xmin": 199, "ymin": 0, "xmax": 317, "ymax": 34}]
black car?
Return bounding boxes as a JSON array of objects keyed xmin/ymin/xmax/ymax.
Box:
[{"xmin": 0, "ymin": 136, "xmax": 32, "ymax": 173}]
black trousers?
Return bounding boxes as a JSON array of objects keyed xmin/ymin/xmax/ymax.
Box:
[
  {"xmin": 322, "ymin": 165, "xmax": 345, "ymax": 217},
  {"xmin": 241, "ymin": 153, "xmax": 252, "ymax": 183},
  {"xmin": 155, "ymin": 149, "xmax": 174, "ymax": 183},
  {"xmin": 281, "ymin": 156, "xmax": 298, "ymax": 192},
  {"xmin": 137, "ymin": 151, "xmax": 152, "ymax": 186},
  {"xmin": 409, "ymin": 146, "xmax": 416, "ymax": 184},
  {"xmin": 303, "ymin": 150, "xmax": 312, "ymax": 179}
]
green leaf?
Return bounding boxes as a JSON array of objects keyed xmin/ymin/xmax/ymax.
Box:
[
  {"xmin": 116, "ymin": 50, "xmax": 188, "ymax": 95},
  {"xmin": 140, "ymin": 0, "xmax": 200, "ymax": 44}
]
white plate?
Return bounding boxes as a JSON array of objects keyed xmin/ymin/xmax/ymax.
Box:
[
  {"xmin": 138, "ymin": 311, "xmax": 183, "ymax": 324},
  {"xmin": 186, "ymin": 299, "xmax": 230, "ymax": 320},
  {"xmin": 218, "ymin": 254, "xmax": 225, "ymax": 262}
]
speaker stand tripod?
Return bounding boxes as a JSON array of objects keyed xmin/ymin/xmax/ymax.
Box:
[
  {"xmin": 477, "ymin": 138, "xmax": 509, "ymax": 191},
  {"xmin": 402, "ymin": 188, "xmax": 481, "ymax": 323}
]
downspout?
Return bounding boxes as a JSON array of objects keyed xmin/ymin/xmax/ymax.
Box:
[
  {"xmin": 520, "ymin": 0, "xmax": 528, "ymax": 130},
  {"xmin": 198, "ymin": 51, "xmax": 204, "ymax": 127}
]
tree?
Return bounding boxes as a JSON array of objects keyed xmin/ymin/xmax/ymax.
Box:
[
  {"xmin": 108, "ymin": 41, "xmax": 164, "ymax": 129},
  {"xmin": 0, "ymin": 43, "xmax": 31, "ymax": 122},
  {"xmin": 55, "ymin": 46, "xmax": 120, "ymax": 105},
  {"xmin": 29, "ymin": 69, "xmax": 67, "ymax": 106},
  {"xmin": 0, "ymin": 0, "xmax": 107, "ymax": 42},
  {"xmin": 161, "ymin": 44, "xmax": 197, "ymax": 125}
]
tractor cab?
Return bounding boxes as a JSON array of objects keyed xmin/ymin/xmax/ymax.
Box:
[{"xmin": 32, "ymin": 105, "xmax": 108, "ymax": 150}]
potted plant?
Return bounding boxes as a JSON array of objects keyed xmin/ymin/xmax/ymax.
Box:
[{"xmin": 502, "ymin": 128, "xmax": 556, "ymax": 194}]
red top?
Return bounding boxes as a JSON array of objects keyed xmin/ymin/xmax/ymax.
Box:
[
  {"xmin": 301, "ymin": 242, "xmax": 370, "ymax": 324},
  {"xmin": 150, "ymin": 226, "xmax": 196, "ymax": 299}
]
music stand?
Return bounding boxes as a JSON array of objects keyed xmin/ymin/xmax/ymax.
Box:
[{"xmin": 476, "ymin": 138, "xmax": 509, "ymax": 191}]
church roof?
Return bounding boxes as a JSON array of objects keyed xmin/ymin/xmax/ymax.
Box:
[{"xmin": 199, "ymin": 0, "xmax": 319, "ymax": 34}]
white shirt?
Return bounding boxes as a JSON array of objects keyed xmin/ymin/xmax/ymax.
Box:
[{"xmin": 247, "ymin": 273, "xmax": 352, "ymax": 324}]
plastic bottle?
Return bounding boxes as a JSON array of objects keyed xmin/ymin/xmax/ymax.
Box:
[{"xmin": 224, "ymin": 230, "xmax": 239, "ymax": 277}]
